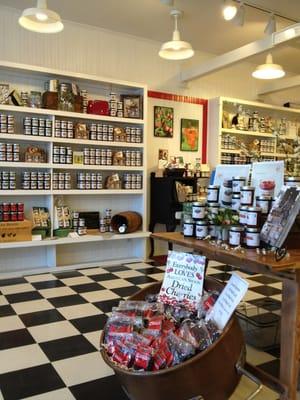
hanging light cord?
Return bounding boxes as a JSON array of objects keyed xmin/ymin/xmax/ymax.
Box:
[{"xmin": 232, "ymin": 0, "xmax": 298, "ymax": 23}]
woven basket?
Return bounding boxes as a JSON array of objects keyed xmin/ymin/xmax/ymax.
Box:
[{"xmin": 111, "ymin": 211, "xmax": 142, "ymax": 233}]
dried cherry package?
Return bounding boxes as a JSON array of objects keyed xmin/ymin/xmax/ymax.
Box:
[
  {"xmin": 133, "ymin": 344, "xmax": 153, "ymax": 370},
  {"xmin": 167, "ymin": 332, "xmax": 195, "ymax": 365}
]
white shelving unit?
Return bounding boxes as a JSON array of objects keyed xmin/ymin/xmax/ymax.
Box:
[
  {"xmin": 0, "ymin": 61, "xmax": 149, "ymax": 274},
  {"xmin": 208, "ymin": 96, "xmax": 300, "ymax": 169}
]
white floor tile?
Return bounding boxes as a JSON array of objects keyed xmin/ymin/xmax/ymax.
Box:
[
  {"xmin": 246, "ymin": 345, "xmax": 276, "ymax": 365},
  {"xmin": 230, "ymin": 375, "xmax": 278, "ymax": 400},
  {"xmin": 0, "ymin": 315, "xmax": 25, "ymax": 333},
  {"xmin": 58, "ymin": 303, "xmax": 101, "ymax": 320},
  {"xmin": 0, "ymin": 344, "xmax": 49, "ymax": 374},
  {"xmin": 124, "ymin": 262, "xmax": 155, "ymax": 269},
  {"xmin": 270, "ymin": 294, "xmax": 282, "ymax": 301},
  {"xmin": 113, "ymin": 270, "xmax": 143, "ymax": 278},
  {"xmin": 25, "ymin": 388, "xmax": 75, "ymax": 400},
  {"xmin": 208, "ymin": 261, "xmax": 225, "ymax": 267},
  {"xmin": 243, "ymin": 291, "xmax": 265, "ymax": 302},
  {"xmin": 53, "ymin": 352, "xmax": 113, "ymax": 386},
  {"xmin": 78, "ymin": 267, "xmax": 108, "ymax": 276},
  {"xmin": 149, "ymin": 273, "xmax": 164, "ymax": 281},
  {"xmin": 80, "ymin": 289, "xmax": 119, "ymax": 303},
  {"xmin": 100, "ymin": 279, "xmax": 133, "ymax": 289},
  {"xmin": 0, "ymin": 295, "xmax": 8, "ymax": 306},
  {"xmin": 84, "ymin": 330, "xmax": 102, "ymax": 350},
  {"xmin": 25, "ymin": 274, "xmax": 57, "ymax": 283},
  {"xmin": 61, "ymin": 276, "xmax": 94, "ymax": 286},
  {"xmin": 0, "ymin": 283, "xmax": 34, "ymax": 295},
  {"xmin": 12, "ymin": 299, "xmax": 54, "ymax": 315},
  {"xmin": 38, "ymin": 287, "xmax": 76, "ymax": 299},
  {"xmin": 269, "ymin": 282, "xmax": 283, "ymax": 290},
  {"xmin": 28, "ymin": 320, "xmax": 80, "ymax": 343}
]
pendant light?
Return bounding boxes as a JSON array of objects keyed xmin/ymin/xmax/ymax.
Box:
[
  {"xmin": 252, "ymin": 53, "xmax": 285, "ymax": 80},
  {"xmin": 159, "ymin": 9, "xmax": 194, "ymax": 60},
  {"xmin": 19, "ymin": 0, "xmax": 64, "ymax": 33},
  {"xmin": 222, "ymin": 0, "xmax": 238, "ymax": 21}
]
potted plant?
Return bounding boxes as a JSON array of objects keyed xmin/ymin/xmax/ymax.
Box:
[{"xmin": 208, "ymin": 208, "xmax": 239, "ymax": 241}]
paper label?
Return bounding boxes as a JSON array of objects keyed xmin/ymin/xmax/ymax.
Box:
[
  {"xmin": 207, "ymin": 273, "xmax": 249, "ymax": 330},
  {"xmin": 158, "ymin": 250, "xmax": 206, "ymax": 310},
  {"xmin": 68, "ymin": 232, "xmax": 80, "ymax": 238}
]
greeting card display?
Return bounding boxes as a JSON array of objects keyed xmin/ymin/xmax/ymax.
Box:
[{"xmin": 158, "ymin": 251, "xmax": 206, "ymax": 311}]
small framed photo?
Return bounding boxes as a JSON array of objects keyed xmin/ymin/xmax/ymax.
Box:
[
  {"xmin": 180, "ymin": 118, "xmax": 199, "ymax": 151},
  {"xmin": 121, "ymin": 95, "xmax": 143, "ymax": 119}
]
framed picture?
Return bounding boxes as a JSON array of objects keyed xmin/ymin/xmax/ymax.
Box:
[
  {"xmin": 121, "ymin": 95, "xmax": 142, "ymax": 119},
  {"xmin": 154, "ymin": 106, "xmax": 174, "ymax": 138},
  {"xmin": 180, "ymin": 118, "xmax": 199, "ymax": 151}
]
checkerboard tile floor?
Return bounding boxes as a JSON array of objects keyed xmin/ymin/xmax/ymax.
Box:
[{"xmin": 0, "ymin": 261, "xmax": 288, "ymax": 400}]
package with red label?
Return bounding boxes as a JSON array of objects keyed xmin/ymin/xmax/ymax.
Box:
[
  {"xmin": 166, "ymin": 331, "xmax": 195, "ymax": 366},
  {"xmin": 205, "ymin": 320, "xmax": 221, "ymax": 343},
  {"xmin": 118, "ymin": 301, "xmax": 164, "ymax": 318},
  {"xmin": 152, "ymin": 339, "xmax": 173, "ymax": 371},
  {"xmin": 197, "ymin": 290, "xmax": 219, "ymax": 319},
  {"xmin": 112, "ymin": 340, "xmax": 136, "ymax": 367},
  {"xmin": 177, "ymin": 320, "xmax": 212, "ymax": 351},
  {"xmin": 133, "ymin": 344, "xmax": 153, "ymax": 370}
]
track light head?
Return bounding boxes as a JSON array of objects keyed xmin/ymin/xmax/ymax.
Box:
[
  {"xmin": 232, "ymin": 2, "xmax": 245, "ymax": 26},
  {"xmin": 264, "ymin": 13, "xmax": 276, "ymax": 35},
  {"xmin": 223, "ymin": 0, "xmax": 238, "ymax": 21}
]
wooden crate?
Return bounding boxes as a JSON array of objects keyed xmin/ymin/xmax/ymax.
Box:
[{"xmin": 0, "ymin": 220, "xmax": 32, "ymax": 243}]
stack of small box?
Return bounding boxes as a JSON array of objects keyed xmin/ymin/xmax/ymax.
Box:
[{"xmin": 109, "ymin": 93, "xmax": 123, "ymax": 118}]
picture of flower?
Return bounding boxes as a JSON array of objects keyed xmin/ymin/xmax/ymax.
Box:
[
  {"xmin": 181, "ymin": 119, "xmax": 199, "ymax": 151},
  {"xmin": 154, "ymin": 106, "xmax": 174, "ymax": 137}
]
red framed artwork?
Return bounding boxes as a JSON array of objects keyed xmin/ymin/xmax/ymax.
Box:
[{"xmin": 148, "ymin": 91, "xmax": 208, "ymax": 163}]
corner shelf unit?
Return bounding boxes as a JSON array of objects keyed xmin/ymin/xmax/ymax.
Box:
[
  {"xmin": 0, "ymin": 61, "xmax": 149, "ymax": 274},
  {"xmin": 208, "ymin": 96, "xmax": 300, "ymax": 171}
]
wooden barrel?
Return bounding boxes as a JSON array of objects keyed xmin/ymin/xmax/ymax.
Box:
[
  {"xmin": 100, "ymin": 278, "xmax": 245, "ymax": 400},
  {"xmin": 111, "ymin": 211, "xmax": 142, "ymax": 233}
]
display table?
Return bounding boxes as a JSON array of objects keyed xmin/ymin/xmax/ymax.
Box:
[{"xmin": 151, "ymin": 231, "xmax": 300, "ymax": 400}]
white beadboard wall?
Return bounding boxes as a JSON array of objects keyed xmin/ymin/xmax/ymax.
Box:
[{"xmin": 0, "ymin": 5, "xmax": 266, "ymax": 256}]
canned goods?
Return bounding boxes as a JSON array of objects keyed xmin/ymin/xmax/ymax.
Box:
[
  {"xmin": 45, "ymin": 127, "xmax": 52, "ymax": 136},
  {"xmin": 59, "ymin": 147, "xmax": 66, "ymax": 155},
  {"xmin": 32, "ymin": 118, "xmax": 39, "ymax": 127},
  {"xmin": 17, "ymin": 212, "xmax": 24, "ymax": 221},
  {"xmin": 10, "ymin": 203, "xmax": 17, "ymax": 212},
  {"xmin": 60, "ymin": 155, "xmax": 66, "ymax": 164}
]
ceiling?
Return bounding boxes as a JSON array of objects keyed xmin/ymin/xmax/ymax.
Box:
[{"xmin": 1, "ymin": 0, "xmax": 300, "ymax": 74}]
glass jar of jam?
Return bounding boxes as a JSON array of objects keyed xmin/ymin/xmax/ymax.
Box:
[
  {"xmin": 232, "ymin": 176, "xmax": 247, "ymax": 194},
  {"xmin": 192, "ymin": 202, "xmax": 206, "ymax": 220},
  {"xmin": 208, "ymin": 203, "xmax": 220, "ymax": 216},
  {"xmin": 284, "ymin": 177, "xmax": 300, "ymax": 188},
  {"xmin": 246, "ymin": 206, "xmax": 261, "ymax": 228},
  {"xmin": 256, "ymin": 196, "xmax": 272, "ymax": 215},
  {"xmin": 195, "ymin": 220, "xmax": 208, "ymax": 240},
  {"xmin": 183, "ymin": 218, "xmax": 194, "ymax": 237},
  {"xmin": 246, "ymin": 227, "xmax": 260, "ymax": 249},
  {"xmin": 239, "ymin": 206, "xmax": 248, "ymax": 225},
  {"xmin": 231, "ymin": 194, "xmax": 241, "ymax": 211},
  {"xmin": 222, "ymin": 179, "xmax": 232, "ymax": 206},
  {"xmin": 207, "ymin": 185, "xmax": 220, "ymax": 203},
  {"xmin": 240, "ymin": 186, "xmax": 255, "ymax": 206},
  {"xmin": 229, "ymin": 226, "xmax": 244, "ymax": 247}
]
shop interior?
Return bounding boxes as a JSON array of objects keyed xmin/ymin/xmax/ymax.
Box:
[{"xmin": 1, "ymin": 1, "xmax": 300, "ymax": 399}]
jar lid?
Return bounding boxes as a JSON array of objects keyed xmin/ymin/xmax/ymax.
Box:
[
  {"xmin": 193, "ymin": 202, "xmax": 206, "ymax": 207},
  {"xmin": 247, "ymin": 206, "xmax": 261, "ymax": 212},
  {"xmin": 232, "ymin": 176, "xmax": 246, "ymax": 180},
  {"xmin": 208, "ymin": 185, "xmax": 220, "ymax": 189},
  {"xmin": 184, "ymin": 218, "xmax": 194, "ymax": 224},
  {"xmin": 240, "ymin": 206, "xmax": 249, "ymax": 211},
  {"xmin": 232, "ymin": 194, "xmax": 241, "ymax": 198},
  {"xmin": 196, "ymin": 220, "xmax": 208, "ymax": 225},
  {"xmin": 230, "ymin": 226, "xmax": 244, "ymax": 232},
  {"xmin": 256, "ymin": 196, "xmax": 272, "ymax": 201},
  {"xmin": 208, "ymin": 203, "xmax": 220, "ymax": 207},
  {"xmin": 246, "ymin": 227, "xmax": 259, "ymax": 233},
  {"xmin": 285, "ymin": 177, "xmax": 300, "ymax": 182},
  {"xmin": 241, "ymin": 186, "xmax": 255, "ymax": 190}
]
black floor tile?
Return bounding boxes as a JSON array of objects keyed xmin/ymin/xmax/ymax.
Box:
[
  {"xmin": 0, "ymin": 304, "xmax": 16, "ymax": 317},
  {"xmin": 207, "ymin": 272, "xmax": 232, "ymax": 282},
  {"xmin": 126, "ymin": 275, "xmax": 157, "ymax": 285},
  {"xmin": 5, "ymin": 291, "xmax": 43, "ymax": 304},
  {"xmin": 0, "ymin": 329, "xmax": 35, "ymax": 350},
  {"xmin": 251, "ymin": 286, "xmax": 282, "ymax": 297},
  {"xmin": 257, "ymin": 359, "xmax": 280, "ymax": 378},
  {"xmin": 265, "ymin": 345, "xmax": 280, "ymax": 359},
  {"xmin": 111, "ymin": 286, "xmax": 140, "ymax": 298},
  {"xmin": 48, "ymin": 294, "xmax": 87, "ymax": 308},
  {"xmin": 248, "ymin": 275, "xmax": 281, "ymax": 285},
  {"xmin": 70, "ymin": 375, "xmax": 128, "ymax": 400},
  {"xmin": 89, "ymin": 273, "xmax": 119, "ymax": 282},
  {"xmin": 248, "ymin": 312, "xmax": 280, "ymax": 326},
  {"xmin": 0, "ymin": 363, "xmax": 65, "ymax": 400},
  {"xmin": 0, "ymin": 277, "xmax": 27, "ymax": 287},
  {"xmin": 40, "ymin": 335, "xmax": 96, "ymax": 362},
  {"xmin": 210, "ymin": 265, "xmax": 235, "ymax": 272},
  {"xmin": 136, "ymin": 267, "xmax": 163, "ymax": 274},
  {"xmin": 32, "ymin": 280, "xmax": 65, "ymax": 290},
  {"xmin": 103, "ymin": 265, "xmax": 130, "ymax": 272},
  {"xmin": 70, "ymin": 314, "xmax": 108, "ymax": 333},
  {"xmin": 71, "ymin": 282, "xmax": 106, "ymax": 293},
  {"xmin": 93, "ymin": 299, "xmax": 121, "ymax": 313},
  {"xmin": 19, "ymin": 309, "xmax": 65, "ymax": 327},
  {"xmin": 248, "ymin": 298, "xmax": 281, "ymax": 311},
  {"xmin": 53, "ymin": 271, "xmax": 83, "ymax": 279}
]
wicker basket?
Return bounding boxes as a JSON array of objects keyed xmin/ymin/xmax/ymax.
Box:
[{"xmin": 111, "ymin": 211, "xmax": 142, "ymax": 233}]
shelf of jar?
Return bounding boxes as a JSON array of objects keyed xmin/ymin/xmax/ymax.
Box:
[
  {"xmin": 221, "ymin": 128, "xmax": 277, "ymax": 138},
  {"xmin": 0, "ymin": 189, "xmax": 144, "ymax": 196},
  {"xmin": 221, "ymin": 149, "xmax": 276, "ymax": 157},
  {"xmin": 0, "ymin": 230, "xmax": 150, "ymax": 249},
  {"xmin": 0, "ymin": 133, "xmax": 144, "ymax": 148},
  {"xmin": 0, "ymin": 104, "xmax": 144, "ymax": 125},
  {"xmin": 51, "ymin": 164, "xmax": 144, "ymax": 171}
]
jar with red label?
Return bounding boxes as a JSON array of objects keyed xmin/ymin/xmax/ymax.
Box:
[
  {"xmin": 246, "ymin": 227, "xmax": 260, "ymax": 249},
  {"xmin": 3, "ymin": 212, "xmax": 10, "ymax": 221},
  {"xmin": 2, "ymin": 203, "xmax": 10, "ymax": 212},
  {"xmin": 17, "ymin": 212, "xmax": 24, "ymax": 221},
  {"xmin": 246, "ymin": 207, "xmax": 261, "ymax": 228},
  {"xmin": 10, "ymin": 203, "xmax": 17, "ymax": 212},
  {"xmin": 17, "ymin": 203, "xmax": 24, "ymax": 212},
  {"xmin": 10, "ymin": 212, "xmax": 17, "ymax": 221},
  {"xmin": 239, "ymin": 206, "xmax": 248, "ymax": 225}
]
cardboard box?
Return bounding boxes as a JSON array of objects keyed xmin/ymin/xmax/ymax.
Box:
[{"xmin": 0, "ymin": 220, "xmax": 32, "ymax": 242}]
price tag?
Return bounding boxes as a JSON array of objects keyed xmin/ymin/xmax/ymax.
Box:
[
  {"xmin": 207, "ymin": 273, "xmax": 249, "ymax": 330},
  {"xmin": 158, "ymin": 250, "xmax": 206, "ymax": 311},
  {"xmin": 68, "ymin": 232, "xmax": 80, "ymax": 238}
]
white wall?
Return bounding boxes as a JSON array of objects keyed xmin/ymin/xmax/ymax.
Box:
[{"xmin": 0, "ymin": 5, "xmax": 268, "ymax": 255}]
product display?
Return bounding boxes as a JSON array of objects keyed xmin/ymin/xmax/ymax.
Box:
[
  {"xmin": 123, "ymin": 173, "xmax": 142, "ymax": 190},
  {"xmin": 25, "ymin": 145, "xmax": 47, "ymax": 163},
  {"xmin": 32, "ymin": 207, "xmax": 51, "ymax": 231},
  {"xmin": 52, "ymin": 172, "xmax": 71, "ymax": 190},
  {"xmin": 0, "ymin": 142, "xmax": 20, "ymax": 162},
  {"xmin": 23, "ymin": 117, "xmax": 52, "ymax": 137},
  {"xmin": 0, "ymin": 171, "xmax": 16, "ymax": 190},
  {"xmin": 54, "ymin": 119, "xmax": 74, "ymax": 138},
  {"xmin": 0, "ymin": 202, "xmax": 24, "ymax": 222},
  {"xmin": 72, "ymin": 211, "xmax": 87, "ymax": 236},
  {"xmin": 77, "ymin": 172, "xmax": 103, "ymax": 190},
  {"xmin": 0, "ymin": 113, "xmax": 14, "ymax": 134},
  {"xmin": 22, "ymin": 171, "xmax": 51, "ymax": 190},
  {"xmin": 53, "ymin": 145, "xmax": 73, "ymax": 164}
]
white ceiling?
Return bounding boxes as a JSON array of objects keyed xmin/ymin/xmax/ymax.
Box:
[{"xmin": 1, "ymin": 0, "xmax": 300, "ymax": 73}]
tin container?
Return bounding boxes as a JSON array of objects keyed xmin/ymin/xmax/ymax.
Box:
[
  {"xmin": 229, "ymin": 226, "xmax": 244, "ymax": 247},
  {"xmin": 240, "ymin": 186, "xmax": 255, "ymax": 206},
  {"xmin": 195, "ymin": 220, "xmax": 208, "ymax": 240}
]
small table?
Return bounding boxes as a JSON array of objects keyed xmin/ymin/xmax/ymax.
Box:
[{"xmin": 151, "ymin": 231, "xmax": 300, "ymax": 400}]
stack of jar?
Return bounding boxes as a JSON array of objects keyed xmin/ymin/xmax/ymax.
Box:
[
  {"xmin": 72, "ymin": 212, "xmax": 87, "ymax": 236},
  {"xmin": 260, "ymin": 139, "xmax": 275, "ymax": 154},
  {"xmin": 221, "ymin": 153, "xmax": 248, "ymax": 165},
  {"xmin": 52, "ymin": 172, "xmax": 71, "ymax": 190},
  {"xmin": 54, "ymin": 120, "xmax": 74, "ymax": 139},
  {"xmin": 125, "ymin": 127, "xmax": 143, "ymax": 143},
  {"xmin": 0, "ymin": 114, "xmax": 14, "ymax": 134},
  {"xmin": 89, "ymin": 124, "xmax": 114, "ymax": 142},
  {"xmin": 0, "ymin": 143, "xmax": 20, "ymax": 162},
  {"xmin": 22, "ymin": 171, "xmax": 51, "ymax": 190},
  {"xmin": 24, "ymin": 117, "xmax": 52, "ymax": 137},
  {"xmin": 53, "ymin": 146, "xmax": 73, "ymax": 164},
  {"xmin": 99, "ymin": 208, "xmax": 113, "ymax": 233},
  {"xmin": 77, "ymin": 172, "xmax": 103, "ymax": 190},
  {"xmin": 124, "ymin": 150, "xmax": 142, "ymax": 167},
  {"xmin": 81, "ymin": 90, "xmax": 88, "ymax": 114},
  {"xmin": 123, "ymin": 173, "xmax": 142, "ymax": 190},
  {"xmin": 0, "ymin": 202, "xmax": 24, "ymax": 222},
  {"xmin": 109, "ymin": 93, "xmax": 123, "ymax": 118},
  {"xmin": 0, "ymin": 171, "xmax": 16, "ymax": 190},
  {"xmin": 83, "ymin": 147, "xmax": 112, "ymax": 166}
]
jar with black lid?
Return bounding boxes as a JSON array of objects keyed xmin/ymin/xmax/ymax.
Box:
[
  {"xmin": 240, "ymin": 186, "xmax": 255, "ymax": 206},
  {"xmin": 195, "ymin": 220, "xmax": 208, "ymax": 240},
  {"xmin": 222, "ymin": 179, "xmax": 232, "ymax": 206},
  {"xmin": 192, "ymin": 202, "xmax": 206, "ymax": 220},
  {"xmin": 246, "ymin": 206, "xmax": 261, "ymax": 228},
  {"xmin": 229, "ymin": 226, "xmax": 244, "ymax": 247},
  {"xmin": 183, "ymin": 217, "xmax": 194, "ymax": 237},
  {"xmin": 246, "ymin": 227, "xmax": 260, "ymax": 249},
  {"xmin": 232, "ymin": 176, "xmax": 247, "ymax": 194},
  {"xmin": 239, "ymin": 206, "xmax": 248, "ymax": 225},
  {"xmin": 207, "ymin": 185, "xmax": 220, "ymax": 203},
  {"xmin": 256, "ymin": 196, "xmax": 272, "ymax": 215}
]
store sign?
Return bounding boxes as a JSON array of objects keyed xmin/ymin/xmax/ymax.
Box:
[
  {"xmin": 207, "ymin": 273, "xmax": 248, "ymax": 330},
  {"xmin": 158, "ymin": 250, "xmax": 206, "ymax": 311}
]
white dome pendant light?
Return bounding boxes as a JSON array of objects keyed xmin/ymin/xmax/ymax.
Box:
[
  {"xmin": 252, "ymin": 53, "xmax": 285, "ymax": 80},
  {"xmin": 19, "ymin": 0, "xmax": 64, "ymax": 33},
  {"xmin": 159, "ymin": 9, "xmax": 194, "ymax": 60}
]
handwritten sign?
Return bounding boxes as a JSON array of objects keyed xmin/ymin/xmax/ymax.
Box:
[
  {"xmin": 158, "ymin": 250, "xmax": 206, "ymax": 311},
  {"xmin": 207, "ymin": 273, "xmax": 249, "ymax": 330}
]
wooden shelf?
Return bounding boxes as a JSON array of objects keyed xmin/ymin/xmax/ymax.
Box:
[
  {"xmin": 0, "ymin": 189, "xmax": 143, "ymax": 196},
  {"xmin": 51, "ymin": 164, "xmax": 143, "ymax": 171},
  {"xmin": 221, "ymin": 128, "xmax": 276, "ymax": 138}
]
